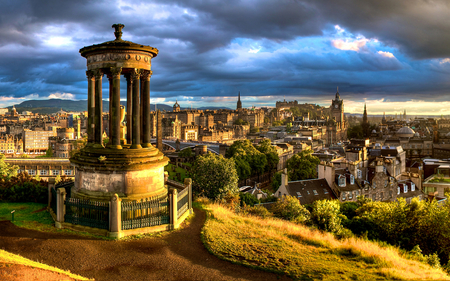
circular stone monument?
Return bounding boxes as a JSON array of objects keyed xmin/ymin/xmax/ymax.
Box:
[{"xmin": 70, "ymin": 24, "xmax": 169, "ymax": 202}]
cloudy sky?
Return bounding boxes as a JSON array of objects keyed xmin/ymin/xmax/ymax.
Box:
[{"xmin": 1, "ymin": 0, "xmax": 450, "ymax": 115}]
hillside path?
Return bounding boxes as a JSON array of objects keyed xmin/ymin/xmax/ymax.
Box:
[{"xmin": 0, "ymin": 208, "xmax": 292, "ymax": 281}]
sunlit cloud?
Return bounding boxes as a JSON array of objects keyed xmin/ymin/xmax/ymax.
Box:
[
  {"xmin": 377, "ymin": 50, "xmax": 395, "ymax": 58},
  {"xmin": 440, "ymin": 58, "xmax": 450, "ymax": 64},
  {"xmin": 345, "ymin": 99, "xmax": 450, "ymax": 116},
  {"xmin": 334, "ymin": 25, "xmax": 344, "ymax": 33},
  {"xmin": 332, "ymin": 38, "xmax": 369, "ymax": 52}
]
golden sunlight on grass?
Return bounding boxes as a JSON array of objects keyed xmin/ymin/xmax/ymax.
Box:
[
  {"xmin": 0, "ymin": 250, "xmax": 91, "ymax": 280},
  {"xmin": 201, "ymin": 202, "xmax": 450, "ymax": 281}
]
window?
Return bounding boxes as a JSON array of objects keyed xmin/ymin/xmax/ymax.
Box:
[
  {"xmin": 339, "ymin": 176, "xmax": 346, "ymax": 187},
  {"xmin": 64, "ymin": 170, "xmax": 72, "ymax": 176},
  {"xmin": 348, "ymin": 192, "xmax": 353, "ymax": 199},
  {"xmin": 383, "ymin": 166, "xmax": 386, "ymax": 174},
  {"xmin": 397, "ymin": 186, "xmax": 400, "ymax": 195},
  {"xmin": 40, "ymin": 170, "xmax": 48, "ymax": 176},
  {"xmin": 306, "ymin": 190, "xmax": 310, "ymax": 195},
  {"xmin": 313, "ymin": 190, "xmax": 318, "ymax": 195},
  {"xmin": 52, "ymin": 170, "xmax": 59, "ymax": 175},
  {"xmin": 411, "ymin": 183, "xmax": 415, "ymax": 192},
  {"xmin": 342, "ymin": 193, "xmax": 346, "ymax": 201},
  {"xmin": 350, "ymin": 175, "xmax": 355, "ymax": 185},
  {"xmin": 296, "ymin": 192, "xmax": 302, "ymax": 198},
  {"xmin": 323, "ymin": 188, "xmax": 329, "ymax": 194},
  {"xmin": 404, "ymin": 185, "xmax": 408, "ymax": 193},
  {"xmin": 357, "ymin": 169, "xmax": 362, "ymax": 179},
  {"xmin": 28, "ymin": 170, "xmax": 36, "ymax": 176}
]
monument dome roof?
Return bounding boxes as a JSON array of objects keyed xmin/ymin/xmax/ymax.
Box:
[{"xmin": 396, "ymin": 126, "xmax": 415, "ymax": 137}]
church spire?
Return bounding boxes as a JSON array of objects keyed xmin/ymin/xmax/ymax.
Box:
[
  {"xmin": 237, "ymin": 91, "xmax": 242, "ymax": 110},
  {"xmin": 335, "ymin": 87, "xmax": 340, "ymax": 100},
  {"xmin": 362, "ymin": 103, "xmax": 369, "ymax": 138}
]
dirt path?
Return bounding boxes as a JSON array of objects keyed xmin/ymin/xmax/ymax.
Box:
[{"xmin": 0, "ymin": 208, "xmax": 292, "ymax": 281}]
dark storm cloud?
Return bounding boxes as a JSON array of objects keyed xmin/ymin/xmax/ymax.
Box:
[{"xmin": 0, "ymin": 0, "xmax": 450, "ymax": 109}]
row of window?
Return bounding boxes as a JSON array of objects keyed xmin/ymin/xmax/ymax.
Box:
[
  {"xmin": 17, "ymin": 169, "xmax": 73, "ymax": 176},
  {"xmin": 341, "ymin": 183, "xmax": 415, "ymax": 201},
  {"xmin": 296, "ymin": 188, "xmax": 328, "ymax": 198}
]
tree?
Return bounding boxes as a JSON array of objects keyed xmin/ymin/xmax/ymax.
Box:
[
  {"xmin": 287, "ymin": 150, "xmax": 320, "ymax": 181},
  {"xmin": 0, "ymin": 154, "xmax": 18, "ymax": 181},
  {"xmin": 347, "ymin": 124, "xmax": 364, "ymax": 139},
  {"xmin": 178, "ymin": 147, "xmax": 194, "ymax": 158},
  {"xmin": 226, "ymin": 140, "xmax": 267, "ymax": 180},
  {"xmin": 256, "ymin": 139, "xmax": 279, "ymax": 172},
  {"xmin": 191, "ymin": 153, "xmax": 239, "ymax": 200}
]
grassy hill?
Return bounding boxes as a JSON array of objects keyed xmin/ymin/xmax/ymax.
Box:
[{"xmin": 200, "ymin": 201, "xmax": 450, "ymax": 280}]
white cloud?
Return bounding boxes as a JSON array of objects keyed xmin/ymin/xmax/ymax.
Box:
[
  {"xmin": 440, "ymin": 58, "xmax": 450, "ymax": 64},
  {"xmin": 378, "ymin": 50, "xmax": 395, "ymax": 58},
  {"xmin": 248, "ymin": 46, "xmax": 262, "ymax": 53},
  {"xmin": 334, "ymin": 25, "xmax": 344, "ymax": 33},
  {"xmin": 47, "ymin": 92, "xmax": 75, "ymax": 99},
  {"xmin": 332, "ymin": 38, "xmax": 368, "ymax": 52}
]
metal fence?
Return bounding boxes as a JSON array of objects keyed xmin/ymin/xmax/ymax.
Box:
[
  {"xmin": 177, "ymin": 188, "xmax": 189, "ymax": 219},
  {"xmin": 121, "ymin": 194, "xmax": 169, "ymax": 230},
  {"xmin": 56, "ymin": 182, "xmax": 73, "ymax": 199},
  {"xmin": 64, "ymin": 198, "xmax": 110, "ymax": 230}
]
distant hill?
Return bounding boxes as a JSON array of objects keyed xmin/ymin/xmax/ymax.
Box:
[{"xmin": 6, "ymin": 99, "xmax": 233, "ymax": 114}]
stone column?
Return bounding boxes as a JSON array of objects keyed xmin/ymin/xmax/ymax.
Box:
[
  {"xmin": 109, "ymin": 194, "xmax": 122, "ymax": 239},
  {"xmin": 140, "ymin": 80, "xmax": 144, "ymax": 143},
  {"xmin": 131, "ymin": 69, "xmax": 142, "ymax": 149},
  {"xmin": 126, "ymin": 74, "xmax": 132, "ymax": 145},
  {"xmin": 108, "ymin": 73, "xmax": 113, "ymax": 140},
  {"xmin": 108, "ymin": 67, "xmax": 122, "ymax": 149},
  {"xmin": 86, "ymin": 71, "xmax": 95, "ymax": 145},
  {"xmin": 56, "ymin": 187, "xmax": 66, "ymax": 229},
  {"xmin": 94, "ymin": 69, "xmax": 104, "ymax": 148},
  {"xmin": 141, "ymin": 70, "xmax": 152, "ymax": 147},
  {"xmin": 170, "ymin": 188, "xmax": 178, "ymax": 227}
]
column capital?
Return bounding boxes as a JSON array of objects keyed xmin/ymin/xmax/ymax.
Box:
[
  {"xmin": 93, "ymin": 69, "xmax": 104, "ymax": 79},
  {"xmin": 110, "ymin": 67, "xmax": 122, "ymax": 78},
  {"xmin": 86, "ymin": 70, "xmax": 95, "ymax": 80},
  {"xmin": 140, "ymin": 70, "xmax": 152, "ymax": 81},
  {"xmin": 131, "ymin": 68, "xmax": 142, "ymax": 80}
]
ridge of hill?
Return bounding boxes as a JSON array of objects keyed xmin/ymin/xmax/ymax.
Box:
[
  {"xmin": 7, "ymin": 99, "xmax": 230, "ymax": 114},
  {"xmin": 200, "ymin": 201, "xmax": 450, "ymax": 280}
]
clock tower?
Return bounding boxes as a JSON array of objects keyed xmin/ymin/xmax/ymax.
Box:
[{"xmin": 331, "ymin": 87, "xmax": 344, "ymax": 124}]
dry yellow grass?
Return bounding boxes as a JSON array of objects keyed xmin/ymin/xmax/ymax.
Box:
[
  {"xmin": 201, "ymin": 202, "xmax": 450, "ymax": 281},
  {"xmin": 0, "ymin": 249, "xmax": 91, "ymax": 280}
]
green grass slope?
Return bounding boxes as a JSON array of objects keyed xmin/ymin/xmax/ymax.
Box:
[{"xmin": 200, "ymin": 202, "xmax": 450, "ymax": 281}]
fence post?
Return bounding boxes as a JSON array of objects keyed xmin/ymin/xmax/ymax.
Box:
[
  {"xmin": 55, "ymin": 187, "xmax": 66, "ymax": 229},
  {"xmin": 184, "ymin": 178, "xmax": 192, "ymax": 210},
  {"xmin": 109, "ymin": 194, "xmax": 122, "ymax": 239},
  {"xmin": 48, "ymin": 178, "xmax": 56, "ymax": 208},
  {"xmin": 170, "ymin": 188, "xmax": 178, "ymax": 228}
]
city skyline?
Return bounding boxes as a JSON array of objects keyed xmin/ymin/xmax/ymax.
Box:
[{"xmin": 1, "ymin": 1, "xmax": 450, "ymax": 115}]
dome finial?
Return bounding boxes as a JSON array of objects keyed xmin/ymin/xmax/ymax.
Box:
[{"xmin": 112, "ymin": 23, "xmax": 125, "ymax": 40}]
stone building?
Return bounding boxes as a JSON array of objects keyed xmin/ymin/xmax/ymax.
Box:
[{"xmin": 23, "ymin": 129, "xmax": 56, "ymax": 154}]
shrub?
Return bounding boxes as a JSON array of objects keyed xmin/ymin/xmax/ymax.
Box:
[
  {"xmin": 244, "ymin": 205, "xmax": 272, "ymax": 219},
  {"xmin": 310, "ymin": 200, "xmax": 346, "ymax": 236},
  {"xmin": 271, "ymin": 195, "xmax": 310, "ymax": 224}
]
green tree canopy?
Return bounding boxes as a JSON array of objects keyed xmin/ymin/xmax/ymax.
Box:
[
  {"xmin": 255, "ymin": 139, "xmax": 279, "ymax": 172},
  {"xmin": 226, "ymin": 140, "xmax": 268, "ymax": 180},
  {"xmin": 178, "ymin": 147, "xmax": 194, "ymax": 158},
  {"xmin": 191, "ymin": 153, "xmax": 239, "ymax": 200},
  {"xmin": 287, "ymin": 150, "xmax": 320, "ymax": 181},
  {"xmin": 0, "ymin": 154, "xmax": 18, "ymax": 181},
  {"xmin": 347, "ymin": 124, "xmax": 364, "ymax": 139}
]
